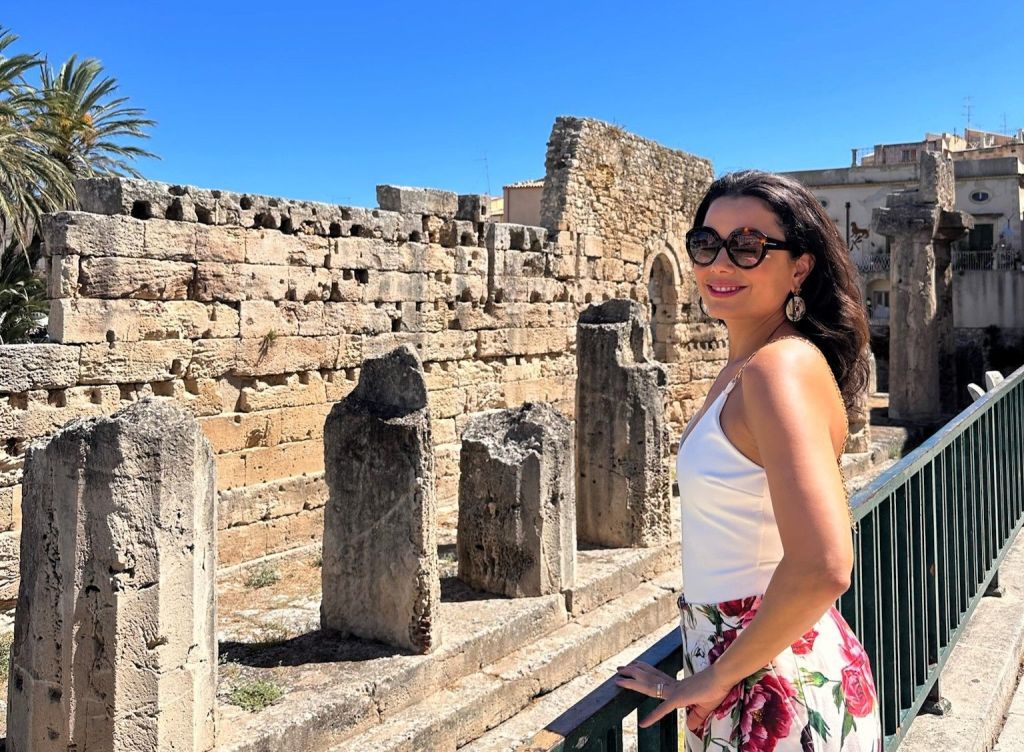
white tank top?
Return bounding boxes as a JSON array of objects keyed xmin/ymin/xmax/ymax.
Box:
[{"xmin": 675, "ymin": 365, "xmax": 785, "ymax": 605}]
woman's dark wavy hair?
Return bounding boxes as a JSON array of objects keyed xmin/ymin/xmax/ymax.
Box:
[{"xmin": 692, "ymin": 170, "xmax": 871, "ymax": 410}]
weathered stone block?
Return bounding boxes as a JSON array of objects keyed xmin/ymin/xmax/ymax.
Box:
[
  {"xmin": 193, "ymin": 223, "xmax": 246, "ymax": 263},
  {"xmin": 245, "ymin": 230, "xmax": 329, "ymax": 267},
  {"xmin": 321, "ymin": 344, "xmax": 440, "ymax": 653},
  {"xmin": 238, "ymin": 371, "xmax": 328, "ymax": 412},
  {"xmin": 80, "ymin": 256, "xmax": 194, "ymax": 300},
  {"xmin": 41, "ymin": 211, "xmax": 145, "ymax": 257},
  {"xmin": 576, "ymin": 299, "xmax": 670, "ymax": 547},
  {"xmin": 8, "ymin": 399, "xmax": 216, "ymax": 751},
  {"xmin": 376, "ymin": 185, "xmax": 458, "ymax": 216},
  {"xmin": 234, "ymin": 335, "xmax": 337, "ymax": 376},
  {"xmin": 0, "ymin": 345, "xmax": 80, "ymax": 393},
  {"xmin": 457, "ymin": 402, "xmax": 575, "ymax": 597},
  {"xmin": 287, "ymin": 266, "xmax": 333, "ymax": 302},
  {"xmin": 79, "ymin": 340, "xmax": 193, "ymax": 384},
  {"xmin": 457, "ymin": 194, "xmax": 489, "ymax": 222},
  {"xmin": 193, "ymin": 262, "xmax": 289, "ymax": 302},
  {"xmin": 47, "ymin": 254, "xmax": 80, "ymax": 298},
  {"xmin": 238, "ymin": 300, "xmax": 301, "ymax": 339},
  {"xmin": 314, "ymin": 302, "xmax": 392, "ymax": 336},
  {"xmin": 49, "ymin": 298, "xmax": 239, "ymax": 343},
  {"xmin": 476, "ymin": 328, "xmax": 569, "ymax": 358},
  {"xmin": 217, "ymin": 473, "xmax": 327, "ymax": 530}
]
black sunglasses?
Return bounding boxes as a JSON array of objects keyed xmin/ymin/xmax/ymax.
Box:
[{"xmin": 685, "ymin": 226, "xmax": 792, "ymax": 269}]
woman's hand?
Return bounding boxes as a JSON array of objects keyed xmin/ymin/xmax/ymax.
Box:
[{"xmin": 614, "ymin": 660, "xmax": 734, "ymax": 731}]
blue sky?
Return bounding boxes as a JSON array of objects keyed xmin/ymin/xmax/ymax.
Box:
[{"xmin": 10, "ymin": 2, "xmax": 1023, "ymax": 208}]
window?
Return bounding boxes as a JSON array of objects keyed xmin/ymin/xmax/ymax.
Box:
[
  {"xmin": 967, "ymin": 223, "xmax": 994, "ymax": 251},
  {"xmin": 900, "ymin": 148, "xmax": 918, "ymax": 163},
  {"xmin": 970, "ymin": 190, "xmax": 990, "ymax": 203},
  {"xmin": 872, "ymin": 290, "xmax": 889, "ymax": 308}
]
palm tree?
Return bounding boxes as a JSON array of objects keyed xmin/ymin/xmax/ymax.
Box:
[
  {"xmin": 0, "ymin": 240, "xmax": 46, "ymax": 344},
  {"xmin": 0, "ymin": 29, "xmax": 75, "ymax": 251},
  {"xmin": 0, "ymin": 29, "xmax": 157, "ymax": 342},
  {"xmin": 40, "ymin": 54, "xmax": 156, "ymax": 178}
]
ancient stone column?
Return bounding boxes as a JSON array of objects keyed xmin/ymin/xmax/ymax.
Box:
[
  {"xmin": 872, "ymin": 152, "xmax": 973, "ymax": 422},
  {"xmin": 576, "ymin": 299, "xmax": 670, "ymax": 547},
  {"xmin": 8, "ymin": 399, "xmax": 217, "ymax": 752},
  {"xmin": 321, "ymin": 344, "xmax": 440, "ymax": 653},
  {"xmin": 845, "ymin": 346, "xmax": 875, "ymax": 453},
  {"xmin": 457, "ymin": 402, "xmax": 575, "ymax": 597}
]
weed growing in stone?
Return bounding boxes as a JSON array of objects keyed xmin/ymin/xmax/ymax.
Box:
[
  {"xmin": 244, "ymin": 564, "xmax": 280, "ymax": 589},
  {"xmin": 227, "ymin": 678, "xmax": 283, "ymax": 712},
  {"xmin": 253, "ymin": 620, "xmax": 293, "ymax": 647}
]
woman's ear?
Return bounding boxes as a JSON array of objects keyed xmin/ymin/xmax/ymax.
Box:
[{"xmin": 794, "ymin": 253, "xmax": 815, "ymax": 288}]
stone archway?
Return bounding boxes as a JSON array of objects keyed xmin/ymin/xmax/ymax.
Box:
[{"xmin": 647, "ymin": 253, "xmax": 679, "ymax": 362}]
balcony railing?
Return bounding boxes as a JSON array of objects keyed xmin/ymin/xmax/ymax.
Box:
[
  {"xmin": 856, "ymin": 255, "xmax": 890, "ymax": 274},
  {"xmin": 951, "ymin": 249, "xmax": 1022, "ymax": 271},
  {"xmin": 521, "ymin": 361, "xmax": 1024, "ymax": 751}
]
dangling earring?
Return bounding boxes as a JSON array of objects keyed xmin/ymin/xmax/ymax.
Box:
[{"xmin": 785, "ymin": 290, "xmax": 806, "ymax": 322}]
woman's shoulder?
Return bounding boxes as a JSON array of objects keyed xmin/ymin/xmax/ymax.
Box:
[{"xmin": 739, "ymin": 336, "xmax": 844, "ymax": 417}]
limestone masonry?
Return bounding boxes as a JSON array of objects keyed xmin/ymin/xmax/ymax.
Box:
[{"xmin": 0, "ymin": 117, "xmax": 735, "ymax": 599}]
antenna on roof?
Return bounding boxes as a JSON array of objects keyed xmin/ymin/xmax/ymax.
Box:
[
  {"xmin": 475, "ymin": 154, "xmax": 492, "ymax": 198},
  {"xmin": 963, "ymin": 96, "xmax": 973, "ymax": 133}
]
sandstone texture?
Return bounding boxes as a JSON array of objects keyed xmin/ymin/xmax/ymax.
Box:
[
  {"xmin": 7, "ymin": 399, "xmax": 216, "ymax": 751},
  {"xmin": 457, "ymin": 401, "xmax": 575, "ymax": 597},
  {"xmin": 321, "ymin": 345, "xmax": 441, "ymax": 653},
  {"xmin": 575, "ymin": 299, "xmax": 671, "ymax": 547}
]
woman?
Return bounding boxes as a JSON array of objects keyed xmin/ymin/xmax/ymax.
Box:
[{"xmin": 614, "ymin": 171, "xmax": 882, "ymax": 751}]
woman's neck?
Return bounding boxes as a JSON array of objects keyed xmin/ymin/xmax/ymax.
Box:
[{"xmin": 724, "ymin": 315, "xmax": 791, "ymax": 363}]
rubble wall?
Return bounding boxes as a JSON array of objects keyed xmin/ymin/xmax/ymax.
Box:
[{"xmin": 0, "ymin": 117, "xmax": 718, "ymax": 604}]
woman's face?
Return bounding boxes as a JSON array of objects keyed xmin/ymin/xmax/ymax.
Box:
[{"xmin": 694, "ymin": 195, "xmax": 813, "ymax": 322}]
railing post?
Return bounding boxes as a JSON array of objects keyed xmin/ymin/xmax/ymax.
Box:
[
  {"xmin": 636, "ymin": 698, "xmax": 678, "ymax": 752},
  {"xmin": 920, "ymin": 676, "xmax": 952, "ymax": 716},
  {"xmin": 985, "ymin": 569, "xmax": 1005, "ymax": 598}
]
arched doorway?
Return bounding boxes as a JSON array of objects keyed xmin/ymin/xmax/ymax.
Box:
[{"xmin": 647, "ymin": 253, "xmax": 679, "ymax": 362}]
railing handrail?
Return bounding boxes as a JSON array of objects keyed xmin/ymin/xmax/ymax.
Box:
[
  {"xmin": 524, "ymin": 629, "xmax": 682, "ymax": 750},
  {"xmin": 850, "ymin": 360, "xmax": 1024, "ymax": 519}
]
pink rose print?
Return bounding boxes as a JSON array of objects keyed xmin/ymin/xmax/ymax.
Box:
[
  {"xmin": 790, "ymin": 628, "xmax": 818, "ymax": 655},
  {"xmin": 840, "ymin": 664, "xmax": 875, "ymax": 718}
]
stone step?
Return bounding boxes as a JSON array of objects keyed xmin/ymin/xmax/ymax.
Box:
[
  {"xmin": 217, "ymin": 539, "xmax": 680, "ymax": 752},
  {"xmin": 331, "ymin": 570, "xmax": 680, "ymax": 752}
]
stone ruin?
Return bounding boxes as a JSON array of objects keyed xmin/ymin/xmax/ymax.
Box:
[
  {"xmin": 320, "ymin": 344, "xmax": 440, "ymax": 653},
  {"xmin": 8, "ymin": 399, "xmax": 216, "ymax": 751},
  {"xmin": 0, "ymin": 116, "xmax": 727, "ymax": 611},
  {"xmin": 575, "ymin": 299, "xmax": 670, "ymax": 548},
  {"xmin": 873, "ymin": 151, "xmax": 973, "ymax": 422},
  {"xmin": 457, "ymin": 401, "xmax": 575, "ymax": 598}
]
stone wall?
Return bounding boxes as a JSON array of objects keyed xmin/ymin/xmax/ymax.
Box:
[
  {"xmin": 0, "ymin": 117, "xmax": 720, "ymax": 604},
  {"xmin": 540, "ymin": 116, "xmax": 724, "ymax": 438}
]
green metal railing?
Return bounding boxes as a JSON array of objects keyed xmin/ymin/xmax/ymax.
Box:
[{"xmin": 521, "ymin": 361, "xmax": 1024, "ymax": 752}]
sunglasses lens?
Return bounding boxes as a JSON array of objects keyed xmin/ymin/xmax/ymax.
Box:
[
  {"xmin": 686, "ymin": 230, "xmax": 720, "ymax": 265},
  {"xmin": 727, "ymin": 231, "xmax": 766, "ymax": 267}
]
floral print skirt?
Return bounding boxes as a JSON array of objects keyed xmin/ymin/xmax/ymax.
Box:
[{"xmin": 678, "ymin": 593, "xmax": 882, "ymax": 752}]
